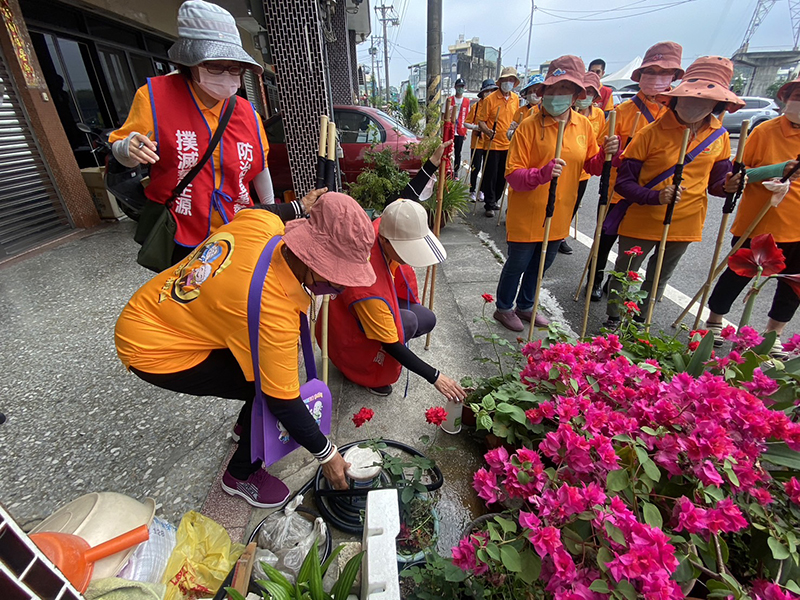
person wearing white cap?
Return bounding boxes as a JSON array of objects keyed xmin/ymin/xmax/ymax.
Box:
[
  {"xmin": 322, "ymin": 200, "xmax": 467, "ymax": 401},
  {"xmin": 109, "ymin": 0, "xmax": 301, "ymax": 266}
]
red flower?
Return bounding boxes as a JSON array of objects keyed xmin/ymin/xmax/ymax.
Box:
[
  {"xmin": 425, "ymin": 406, "xmax": 448, "ymax": 426},
  {"xmin": 627, "ymin": 271, "xmax": 641, "ymax": 281},
  {"xmin": 688, "ymin": 341, "xmax": 700, "ymax": 351},
  {"xmin": 352, "ymin": 407, "xmax": 375, "ymax": 428},
  {"xmin": 728, "ymin": 233, "xmax": 786, "ymax": 278},
  {"xmin": 690, "ymin": 329, "xmax": 709, "ymax": 339},
  {"xmin": 482, "ymin": 293, "xmax": 495, "ymax": 303},
  {"xmin": 775, "ymin": 273, "xmax": 800, "ymax": 299},
  {"xmin": 625, "ymin": 246, "xmax": 644, "ymax": 256},
  {"xmin": 624, "ymin": 301, "xmax": 640, "ymax": 314},
  {"xmin": 638, "ymin": 338, "xmax": 653, "ymax": 347}
]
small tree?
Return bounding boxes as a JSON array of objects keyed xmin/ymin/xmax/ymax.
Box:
[
  {"xmin": 731, "ymin": 73, "xmax": 746, "ymax": 95},
  {"xmin": 766, "ymin": 78, "xmax": 785, "ymax": 100},
  {"xmin": 399, "ymin": 85, "xmax": 424, "ymax": 135}
]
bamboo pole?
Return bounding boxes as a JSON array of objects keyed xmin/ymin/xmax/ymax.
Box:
[
  {"xmin": 690, "ymin": 120, "xmax": 751, "ymax": 330},
  {"xmin": 496, "ymin": 109, "xmax": 525, "ymax": 226},
  {"xmin": 473, "ymin": 107, "xmax": 502, "ymax": 214},
  {"xmin": 578, "ymin": 110, "xmax": 617, "ymax": 338},
  {"xmin": 644, "ymin": 128, "xmax": 691, "ymax": 330},
  {"xmin": 319, "ymin": 121, "xmax": 338, "ymax": 383},
  {"xmin": 315, "ymin": 115, "xmax": 329, "ymax": 189},
  {"xmin": 673, "ymin": 153, "xmax": 800, "ymax": 328},
  {"xmin": 527, "ymin": 118, "xmax": 567, "ymax": 341},
  {"xmin": 574, "ymin": 111, "xmax": 641, "ymax": 299}
]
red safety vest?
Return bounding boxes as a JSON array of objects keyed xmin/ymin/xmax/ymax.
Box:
[
  {"xmin": 146, "ymin": 75, "xmax": 264, "ymax": 247},
  {"xmin": 450, "ymin": 96, "xmax": 470, "ymax": 137},
  {"xmin": 320, "ymin": 218, "xmax": 418, "ymax": 388}
]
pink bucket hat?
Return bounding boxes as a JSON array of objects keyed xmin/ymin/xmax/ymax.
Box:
[
  {"xmin": 583, "ymin": 71, "xmax": 602, "ymax": 97},
  {"xmin": 532, "ymin": 55, "xmax": 587, "ymax": 99},
  {"xmin": 631, "ymin": 41, "xmax": 684, "ymax": 82},
  {"xmin": 283, "ymin": 192, "xmax": 376, "ymax": 288},
  {"xmin": 657, "ymin": 56, "xmax": 745, "ymax": 113},
  {"xmin": 778, "ymin": 75, "xmax": 800, "ymax": 102}
]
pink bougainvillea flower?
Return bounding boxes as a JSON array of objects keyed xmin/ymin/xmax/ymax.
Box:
[
  {"xmin": 751, "ymin": 579, "xmax": 800, "ymax": 600},
  {"xmin": 721, "ymin": 325, "xmax": 738, "ymax": 340},
  {"xmin": 785, "ymin": 477, "xmax": 800, "ymax": 505},
  {"xmin": 473, "ymin": 468, "xmax": 500, "ymax": 504},
  {"xmin": 783, "ymin": 333, "xmax": 800, "ymax": 353},
  {"xmin": 728, "ymin": 233, "xmax": 786, "ymax": 278},
  {"xmin": 751, "ymin": 487, "xmax": 774, "ymax": 506},
  {"xmin": 518, "ymin": 510, "xmax": 541, "ymax": 531},
  {"xmin": 481, "ymin": 293, "xmax": 494, "ymax": 303},
  {"xmin": 528, "ymin": 526, "xmax": 562, "ymax": 557},
  {"xmin": 484, "ymin": 447, "xmax": 509, "ymax": 472}
]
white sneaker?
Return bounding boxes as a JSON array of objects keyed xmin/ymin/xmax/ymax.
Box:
[
  {"xmin": 478, "ymin": 192, "xmax": 485, "ymax": 201},
  {"xmin": 469, "ymin": 191, "xmax": 476, "ymax": 203}
]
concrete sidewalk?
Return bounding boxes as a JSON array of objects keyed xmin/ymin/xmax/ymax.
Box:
[{"xmin": 0, "ymin": 215, "xmax": 514, "ymax": 550}]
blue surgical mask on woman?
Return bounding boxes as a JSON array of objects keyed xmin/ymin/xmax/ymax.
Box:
[
  {"xmin": 574, "ymin": 97, "xmax": 594, "ymax": 110},
  {"xmin": 542, "ymin": 94, "xmax": 574, "ymax": 116}
]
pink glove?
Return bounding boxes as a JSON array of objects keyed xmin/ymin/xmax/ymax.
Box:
[{"xmin": 506, "ymin": 159, "xmax": 559, "ymax": 192}]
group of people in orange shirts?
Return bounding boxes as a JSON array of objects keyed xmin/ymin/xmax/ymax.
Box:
[{"xmin": 467, "ymin": 42, "xmax": 800, "ymax": 356}]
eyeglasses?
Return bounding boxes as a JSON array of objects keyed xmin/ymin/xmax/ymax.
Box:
[{"xmin": 201, "ymin": 63, "xmax": 246, "ymax": 76}]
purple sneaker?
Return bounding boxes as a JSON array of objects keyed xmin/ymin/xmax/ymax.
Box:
[
  {"xmin": 231, "ymin": 423, "xmax": 243, "ymax": 443},
  {"xmin": 221, "ymin": 469, "xmax": 291, "ymax": 508}
]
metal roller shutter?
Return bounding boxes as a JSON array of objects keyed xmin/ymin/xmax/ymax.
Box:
[{"xmin": 0, "ymin": 49, "xmax": 71, "ymax": 260}]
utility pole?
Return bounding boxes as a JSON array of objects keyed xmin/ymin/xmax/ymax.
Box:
[
  {"xmin": 369, "ymin": 42, "xmax": 378, "ymax": 105},
  {"xmin": 376, "ymin": 4, "xmax": 399, "ymax": 104},
  {"xmin": 523, "ymin": 1, "xmax": 535, "ymax": 82},
  {"xmin": 427, "ymin": 0, "xmax": 442, "ymax": 128}
]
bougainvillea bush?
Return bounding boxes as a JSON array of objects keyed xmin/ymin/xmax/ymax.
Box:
[{"xmin": 447, "ymin": 330, "xmax": 800, "ymax": 600}]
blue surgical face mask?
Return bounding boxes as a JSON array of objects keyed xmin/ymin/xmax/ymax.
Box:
[
  {"xmin": 542, "ymin": 94, "xmax": 573, "ymax": 116},
  {"xmin": 574, "ymin": 97, "xmax": 594, "ymax": 110},
  {"xmin": 500, "ymin": 81, "xmax": 514, "ymax": 93},
  {"xmin": 455, "ymin": 87, "xmax": 464, "ymax": 97}
]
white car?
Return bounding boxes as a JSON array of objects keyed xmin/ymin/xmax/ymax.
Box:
[{"xmin": 723, "ymin": 96, "xmax": 780, "ymax": 133}]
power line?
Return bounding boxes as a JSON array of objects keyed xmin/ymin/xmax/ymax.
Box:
[{"xmin": 536, "ymin": 0, "xmax": 699, "ymax": 23}]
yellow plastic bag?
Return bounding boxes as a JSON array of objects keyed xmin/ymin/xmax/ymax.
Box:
[{"xmin": 162, "ymin": 511, "xmax": 244, "ymax": 600}]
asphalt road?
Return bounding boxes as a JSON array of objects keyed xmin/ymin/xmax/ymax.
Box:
[{"xmin": 458, "ymin": 132, "xmax": 800, "ymax": 342}]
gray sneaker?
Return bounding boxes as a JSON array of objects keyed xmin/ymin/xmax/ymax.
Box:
[{"xmin": 493, "ymin": 309, "xmax": 524, "ymax": 332}]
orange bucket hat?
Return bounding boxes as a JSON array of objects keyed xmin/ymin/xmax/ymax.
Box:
[
  {"xmin": 657, "ymin": 56, "xmax": 745, "ymax": 113},
  {"xmin": 583, "ymin": 71, "xmax": 602, "ymax": 97},
  {"xmin": 778, "ymin": 75, "xmax": 800, "ymax": 102},
  {"xmin": 631, "ymin": 41, "xmax": 684, "ymax": 82},
  {"xmin": 283, "ymin": 192, "xmax": 376, "ymax": 288},
  {"xmin": 532, "ymin": 55, "xmax": 587, "ymax": 99}
]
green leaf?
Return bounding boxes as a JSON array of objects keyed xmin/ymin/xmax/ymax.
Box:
[
  {"xmin": 589, "ymin": 579, "xmax": 610, "ymax": 593},
  {"xmin": 224, "ymin": 589, "xmax": 248, "ymax": 600},
  {"xmin": 495, "ymin": 516, "xmax": 518, "ymax": 535},
  {"xmin": 703, "ymin": 485, "xmax": 725, "ymax": 503},
  {"xmin": 615, "ymin": 579, "xmax": 637, "ymax": 600},
  {"xmin": 597, "ymin": 546, "xmax": 613, "ymax": 572},
  {"xmin": 320, "ymin": 545, "xmax": 344, "ymax": 578},
  {"xmin": 518, "ymin": 549, "xmax": 542, "ymax": 583},
  {"xmin": 769, "ymin": 537, "xmax": 791, "ymax": 560},
  {"xmin": 485, "ymin": 541, "xmax": 501, "ymax": 560},
  {"xmin": 478, "ymin": 413, "xmax": 493, "ymax": 431},
  {"xmin": 753, "ymin": 330, "xmax": 778, "ymax": 355},
  {"xmin": 607, "ymin": 469, "xmax": 629, "ymax": 492},
  {"xmin": 500, "ymin": 544, "xmax": 523, "ymax": 572},
  {"xmin": 259, "ymin": 562, "xmax": 294, "ymax": 593},
  {"xmin": 444, "ymin": 561, "xmax": 467, "ymax": 582},
  {"xmin": 762, "ymin": 443, "xmax": 800, "ymax": 470},
  {"xmin": 634, "ymin": 447, "xmax": 661, "ymax": 482},
  {"xmin": 482, "ymin": 395, "xmax": 496, "ymax": 411},
  {"xmin": 297, "ymin": 540, "xmax": 318, "ymax": 584},
  {"xmin": 307, "ymin": 543, "xmax": 324, "ymax": 600},
  {"xmin": 260, "ymin": 581, "xmax": 292, "ymax": 600},
  {"xmin": 672, "ymin": 351, "xmax": 687, "ymax": 372},
  {"xmin": 604, "ymin": 521, "xmax": 627, "ymax": 547},
  {"xmin": 642, "ymin": 502, "xmax": 663, "ymax": 528},
  {"xmin": 331, "ymin": 551, "xmax": 364, "ymax": 600}
]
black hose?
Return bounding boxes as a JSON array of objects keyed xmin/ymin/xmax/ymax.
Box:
[{"xmin": 313, "ymin": 439, "xmax": 444, "ymax": 535}]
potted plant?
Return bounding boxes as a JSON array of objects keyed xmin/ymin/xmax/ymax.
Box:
[
  {"xmin": 346, "ymin": 146, "xmax": 410, "ymax": 216},
  {"xmin": 421, "ymin": 177, "xmax": 470, "ymax": 229}
]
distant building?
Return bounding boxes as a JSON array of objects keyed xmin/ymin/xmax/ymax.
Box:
[{"xmin": 407, "ymin": 35, "xmax": 499, "ymax": 102}]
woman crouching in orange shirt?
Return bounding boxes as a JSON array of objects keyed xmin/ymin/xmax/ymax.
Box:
[
  {"xmin": 492, "ymin": 56, "xmax": 619, "ymax": 332},
  {"xmin": 602, "ymin": 57, "xmax": 744, "ymax": 328}
]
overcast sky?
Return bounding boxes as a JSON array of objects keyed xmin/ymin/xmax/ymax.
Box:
[{"xmin": 356, "ymin": 0, "xmax": 799, "ymax": 89}]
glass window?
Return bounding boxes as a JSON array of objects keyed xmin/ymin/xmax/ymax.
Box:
[
  {"xmin": 375, "ymin": 109, "xmax": 417, "ymax": 139},
  {"xmin": 129, "ymin": 54, "xmax": 155, "ymax": 88},
  {"xmin": 52, "ymin": 37, "xmax": 107, "ymax": 129},
  {"xmin": 335, "ymin": 111, "xmax": 382, "ymax": 144},
  {"xmin": 97, "ymin": 46, "xmax": 137, "ymax": 126},
  {"xmin": 86, "ymin": 16, "xmax": 140, "ymax": 48},
  {"xmin": 744, "ymin": 99, "xmax": 763, "ymax": 110},
  {"xmin": 264, "ymin": 114, "xmax": 285, "ymax": 144}
]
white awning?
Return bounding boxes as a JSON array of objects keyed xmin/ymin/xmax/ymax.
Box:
[{"xmin": 602, "ymin": 56, "xmax": 642, "ymax": 90}]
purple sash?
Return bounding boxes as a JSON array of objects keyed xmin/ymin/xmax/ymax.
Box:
[
  {"xmin": 632, "ymin": 96, "xmax": 656, "ymax": 124},
  {"xmin": 247, "ymin": 235, "xmax": 332, "ymax": 466},
  {"xmin": 643, "ymin": 128, "xmax": 727, "ymax": 190}
]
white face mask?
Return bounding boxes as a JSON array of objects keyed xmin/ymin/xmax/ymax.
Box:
[
  {"xmin": 639, "ymin": 73, "xmax": 673, "ymax": 97},
  {"xmin": 500, "ymin": 81, "xmax": 514, "ymax": 93},
  {"xmin": 785, "ymin": 100, "xmax": 800, "ymax": 124},
  {"xmin": 526, "ymin": 93, "xmax": 539, "ymax": 105},
  {"xmin": 675, "ymin": 97, "xmax": 717, "ymax": 124},
  {"xmin": 196, "ymin": 67, "xmax": 241, "ymax": 101}
]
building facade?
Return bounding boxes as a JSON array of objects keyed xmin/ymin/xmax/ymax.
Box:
[{"xmin": 1, "ymin": 0, "xmax": 368, "ymax": 261}]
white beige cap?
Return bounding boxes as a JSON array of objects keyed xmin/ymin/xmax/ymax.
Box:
[{"xmin": 379, "ymin": 199, "xmax": 447, "ymax": 267}]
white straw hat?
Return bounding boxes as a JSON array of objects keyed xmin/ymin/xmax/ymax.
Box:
[
  {"xmin": 168, "ymin": 0, "xmax": 263, "ymax": 75},
  {"xmin": 379, "ymin": 200, "xmax": 447, "ymax": 268}
]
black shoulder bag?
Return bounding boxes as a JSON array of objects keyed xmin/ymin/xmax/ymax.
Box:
[{"xmin": 135, "ymin": 95, "xmax": 237, "ymax": 273}]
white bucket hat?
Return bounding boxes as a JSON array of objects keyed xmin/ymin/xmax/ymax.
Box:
[
  {"xmin": 379, "ymin": 199, "xmax": 447, "ymax": 268},
  {"xmin": 168, "ymin": 0, "xmax": 263, "ymax": 75}
]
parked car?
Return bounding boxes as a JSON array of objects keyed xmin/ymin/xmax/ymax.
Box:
[
  {"xmin": 724, "ymin": 96, "xmax": 780, "ymax": 133},
  {"xmin": 612, "ymin": 90, "xmax": 637, "ymax": 106},
  {"xmin": 263, "ymin": 105, "xmax": 422, "ymax": 199}
]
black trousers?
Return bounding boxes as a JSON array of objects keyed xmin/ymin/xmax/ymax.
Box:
[
  {"xmin": 573, "ymin": 179, "xmax": 589, "ymax": 219},
  {"xmin": 172, "ymin": 244, "xmax": 195, "ymax": 265},
  {"xmin": 131, "ymin": 349, "xmax": 259, "ymax": 479},
  {"xmin": 708, "ymin": 238, "xmax": 800, "ymax": 323},
  {"xmin": 481, "ymin": 149, "xmax": 508, "ymax": 208},
  {"xmin": 454, "ymin": 135, "xmax": 465, "ymax": 177},
  {"xmin": 470, "ymin": 148, "xmax": 486, "ymax": 193}
]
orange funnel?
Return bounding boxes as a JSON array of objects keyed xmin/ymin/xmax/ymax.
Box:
[{"xmin": 31, "ymin": 524, "xmax": 149, "ymax": 592}]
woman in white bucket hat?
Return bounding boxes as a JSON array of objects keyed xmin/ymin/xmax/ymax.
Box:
[{"xmin": 109, "ymin": 1, "xmax": 309, "ymax": 266}]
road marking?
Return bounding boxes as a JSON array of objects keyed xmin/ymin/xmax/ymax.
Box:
[{"xmin": 572, "ymin": 229, "xmax": 733, "ymax": 329}]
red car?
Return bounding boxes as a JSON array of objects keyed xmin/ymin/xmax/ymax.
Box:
[{"xmin": 263, "ymin": 106, "xmax": 422, "ymax": 199}]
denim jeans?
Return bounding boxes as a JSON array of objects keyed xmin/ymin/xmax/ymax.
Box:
[{"xmin": 496, "ymin": 241, "xmax": 562, "ymax": 311}]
